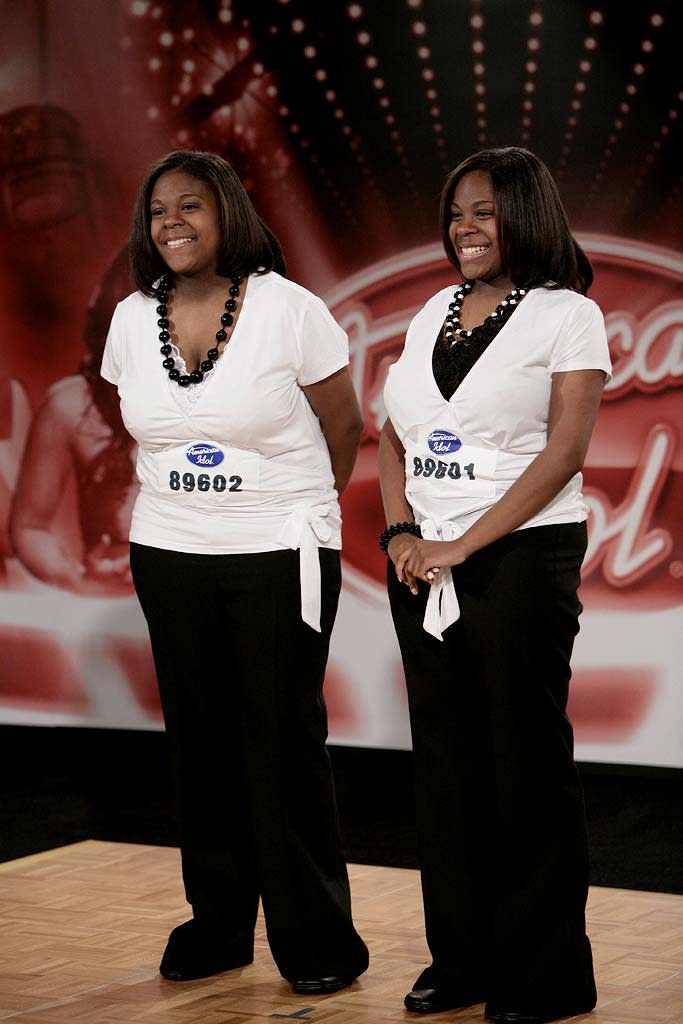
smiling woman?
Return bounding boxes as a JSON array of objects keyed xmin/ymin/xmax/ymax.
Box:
[
  {"xmin": 379, "ymin": 147, "xmax": 612, "ymax": 1024},
  {"xmin": 149, "ymin": 175, "xmax": 223, "ymax": 281},
  {"xmin": 100, "ymin": 150, "xmax": 368, "ymax": 994},
  {"xmin": 148, "ymin": 170, "xmax": 244, "ymax": 383},
  {"xmin": 447, "ymin": 172, "xmax": 502, "ymax": 286}
]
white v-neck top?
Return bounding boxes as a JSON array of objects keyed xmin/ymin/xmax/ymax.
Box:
[
  {"xmin": 385, "ymin": 284, "xmax": 612, "ymax": 534},
  {"xmin": 384, "ymin": 284, "xmax": 611, "ymax": 639},
  {"xmin": 101, "ymin": 271, "xmax": 349, "ymax": 630}
]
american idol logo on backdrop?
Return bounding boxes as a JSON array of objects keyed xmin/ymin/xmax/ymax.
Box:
[
  {"xmin": 428, "ymin": 430, "xmax": 462, "ymax": 454},
  {"xmin": 186, "ymin": 443, "xmax": 224, "ymax": 467},
  {"xmin": 324, "ymin": 236, "xmax": 683, "ymax": 764}
]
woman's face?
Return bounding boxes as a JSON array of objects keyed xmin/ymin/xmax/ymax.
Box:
[
  {"xmin": 448, "ymin": 171, "xmax": 506, "ymax": 287},
  {"xmin": 149, "ymin": 170, "xmax": 222, "ymax": 279}
]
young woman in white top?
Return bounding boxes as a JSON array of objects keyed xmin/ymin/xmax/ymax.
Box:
[
  {"xmin": 379, "ymin": 147, "xmax": 611, "ymax": 1024},
  {"xmin": 101, "ymin": 151, "xmax": 368, "ymax": 993}
]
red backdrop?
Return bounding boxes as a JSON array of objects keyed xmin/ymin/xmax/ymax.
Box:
[{"xmin": 0, "ymin": 0, "xmax": 680, "ymax": 766}]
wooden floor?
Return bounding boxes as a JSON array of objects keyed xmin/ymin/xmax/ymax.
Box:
[{"xmin": 0, "ymin": 843, "xmax": 681, "ymax": 1023}]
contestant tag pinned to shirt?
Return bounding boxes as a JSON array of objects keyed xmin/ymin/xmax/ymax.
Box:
[
  {"xmin": 154, "ymin": 442, "xmax": 260, "ymax": 506},
  {"xmin": 406, "ymin": 426, "xmax": 498, "ymax": 501}
]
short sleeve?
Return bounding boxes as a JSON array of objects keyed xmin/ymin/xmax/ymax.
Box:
[
  {"xmin": 550, "ymin": 297, "xmax": 612, "ymax": 382},
  {"xmin": 296, "ymin": 296, "xmax": 349, "ymax": 386},
  {"xmin": 100, "ymin": 301, "xmax": 125, "ymax": 385}
]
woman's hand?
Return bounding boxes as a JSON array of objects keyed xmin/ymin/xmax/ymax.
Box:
[
  {"xmin": 397, "ymin": 538, "xmax": 470, "ymax": 585},
  {"xmin": 387, "ymin": 533, "xmax": 422, "ymax": 594}
]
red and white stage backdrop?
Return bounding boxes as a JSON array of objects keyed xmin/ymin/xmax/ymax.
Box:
[{"xmin": 0, "ymin": 1, "xmax": 680, "ymax": 766}]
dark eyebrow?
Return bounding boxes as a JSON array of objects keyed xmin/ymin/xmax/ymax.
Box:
[
  {"xmin": 150, "ymin": 192, "xmax": 203, "ymax": 205},
  {"xmin": 451, "ymin": 200, "xmax": 494, "ymax": 211}
]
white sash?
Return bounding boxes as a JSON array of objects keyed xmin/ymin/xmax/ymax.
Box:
[
  {"xmin": 278, "ymin": 505, "xmax": 338, "ymax": 633},
  {"xmin": 420, "ymin": 517, "xmax": 464, "ymax": 641}
]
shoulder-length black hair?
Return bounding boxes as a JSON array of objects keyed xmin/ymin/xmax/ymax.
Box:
[
  {"xmin": 129, "ymin": 149, "xmax": 286, "ymax": 296},
  {"xmin": 440, "ymin": 146, "xmax": 593, "ymax": 294}
]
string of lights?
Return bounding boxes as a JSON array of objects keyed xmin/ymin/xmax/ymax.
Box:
[
  {"xmin": 346, "ymin": 3, "xmax": 418, "ymax": 195},
  {"xmin": 585, "ymin": 9, "xmax": 665, "ymax": 203},
  {"xmin": 404, "ymin": 0, "xmax": 448, "ymax": 172},
  {"xmin": 468, "ymin": 1, "xmax": 488, "ymax": 148},
  {"xmin": 274, "ymin": 8, "xmax": 382, "ymax": 204},
  {"xmin": 273, "ymin": 94, "xmax": 357, "ymax": 225},
  {"xmin": 520, "ymin": 2, "xmax": 545, "ymax": 147},
  {"xmin": 555, "ymin": 8, "xmax": 604, "ymax": 181},
  {"xmin": 617, "ymin": 87, "xmax": 682, "ymax": 224}
]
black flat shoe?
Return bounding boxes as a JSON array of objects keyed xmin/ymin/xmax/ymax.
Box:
[
  {"xmin": 405, "ymin": 985, "xmax": 487, "ymax": 1014},
  {"xmin": 485, "ymin": 1002, "xmax": 596, "ymax": 1023},
  {"xmin": 291, "ymin": 976, "xmax": 355, "ymax": 995},
  {"xmin": 160, "ymin": 919, "xmax": 253, "ymax": 982}
]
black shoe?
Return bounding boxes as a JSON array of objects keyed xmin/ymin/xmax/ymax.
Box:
[
  {"xmin": 485, "ymin": 1002, "xmax": 596, "ymax": 1023},
  {"xmin": 160, "ymin": 919, "xmax": 253, "ymax": 982},
  {"xmin": 291, "ymin": 976, "xmax": 355, "ymax": 995},
  {"xmin": 405, "ymin": 985, "xmax": 487, "ymax": 1014}
]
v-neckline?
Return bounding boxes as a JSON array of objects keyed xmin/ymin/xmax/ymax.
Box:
[
  {"xmin": 162, "ymin": 272, "xmax": 253, "ymax": 416},
  {"xmin": 428, "ymin": 284, "xmax": 533, "ymax": 406}
]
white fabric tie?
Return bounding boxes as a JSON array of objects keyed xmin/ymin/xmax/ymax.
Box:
[
  {"xmin": 278, "ymin": 505, "xmax": 335, "ymax": 632},
  {"xmin": 420, "ymin": 518, "xmax": 463, "ymax": 641}
]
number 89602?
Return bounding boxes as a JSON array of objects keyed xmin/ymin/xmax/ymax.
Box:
[{"xmin": 169, "ymin": 470, "xmax": 243, "ymax": 493}]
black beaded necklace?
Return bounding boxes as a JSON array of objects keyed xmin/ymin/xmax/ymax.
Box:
[
  {"xmin": 444, "ymin": 280, "xmax": 527, "ymax": 344},
  {"xmin": 155, "ymin": 272, "xmax": 244, "ymax": 387}
]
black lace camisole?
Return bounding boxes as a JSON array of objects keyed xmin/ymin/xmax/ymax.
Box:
[{"xmin": 432, "ymin": 296, "xmax": 521, "ymax": 400}]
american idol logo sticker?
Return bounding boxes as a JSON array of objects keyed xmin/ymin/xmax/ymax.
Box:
[
  {"xmin": 186, "ymin": 443, "xmax": 225, "ymax": 467},
  {"xmin": 427, "ymin": 430, "xmax": 462, "ymax": 455}
]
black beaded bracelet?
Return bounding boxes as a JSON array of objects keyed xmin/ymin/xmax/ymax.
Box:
[{"xmin": 379, "ymin": 521, "xmax": 422, "ymax": 554}]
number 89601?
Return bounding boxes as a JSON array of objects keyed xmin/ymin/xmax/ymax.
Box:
[{"xmin": 413, "ymin": 456, "xmax": 475, "ymax": 480}]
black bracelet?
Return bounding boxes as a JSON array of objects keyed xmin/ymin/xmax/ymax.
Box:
[{"xmin": 379, "ymin": 521, "xmax": 422, "ymax": 554}]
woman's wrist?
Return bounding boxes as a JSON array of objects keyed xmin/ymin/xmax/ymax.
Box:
[
  {"xmin": 386, "ymin": 532, "xmax": 416, "ymax": 557},
  {"xmin": 379, "ymin": 520, "xmax": 421, "ymax": 553},
  {"xmin": 447, "ymin": 532, "xmax": 475, "ymax": 563}
]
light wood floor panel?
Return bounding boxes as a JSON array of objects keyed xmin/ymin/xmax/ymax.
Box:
[{"xmin": 0, "ymin": 841, "xmax": 681, "ymax": 1023}]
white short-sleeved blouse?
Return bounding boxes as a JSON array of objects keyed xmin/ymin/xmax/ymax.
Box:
[
  {"xmin": 384, "ymin": 284, "xmax": 613, "ymax": 534},
  {"xmin": 101, "ymin": 271, "xmax": 349, "ymax": 629}
]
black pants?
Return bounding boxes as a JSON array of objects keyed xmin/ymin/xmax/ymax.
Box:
[
  {"xmin": 388, "ymin": 523, "xmax": 596, "ymax": 1011},
  {"xmin": 130, "ymin": 543, "xmax": 368, "ymax": 983}
]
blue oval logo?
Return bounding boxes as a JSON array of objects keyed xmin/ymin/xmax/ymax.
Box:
[
  {"xmin": 186, "ymin": 443, "xmax": 224, "ymax": 467},
  {"xmin": 427, "ymin": 430, "xmax": 461, "ymax": 455}
]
